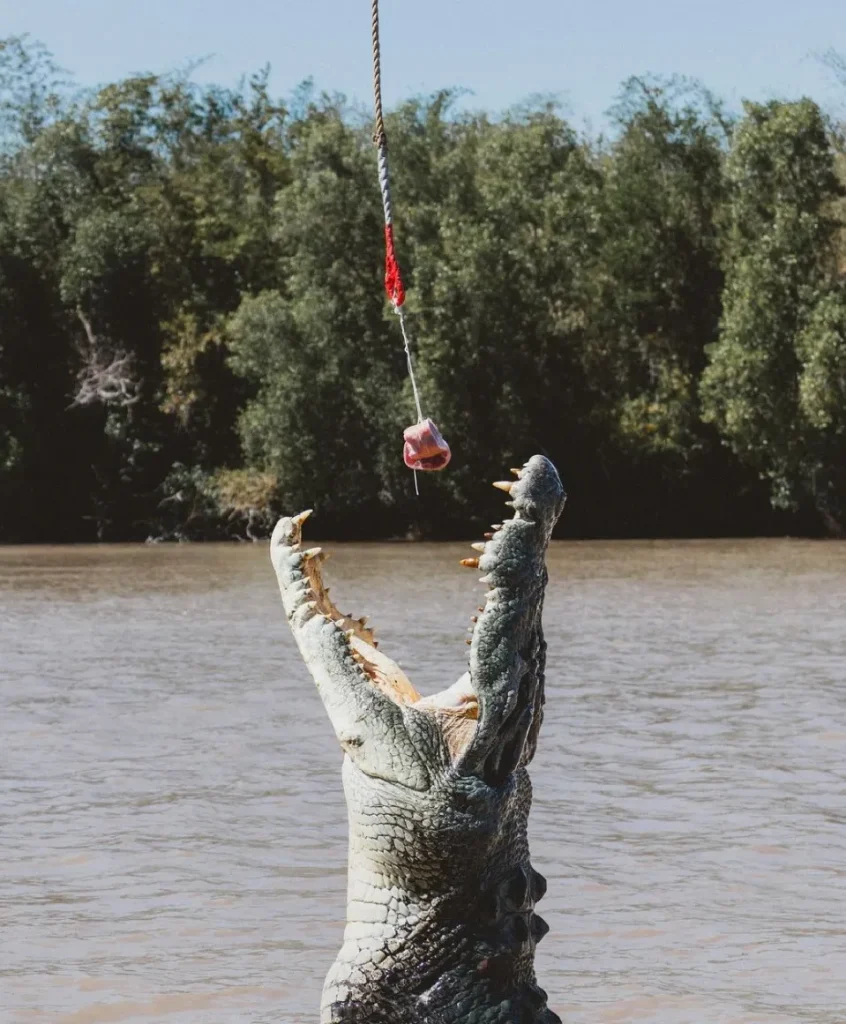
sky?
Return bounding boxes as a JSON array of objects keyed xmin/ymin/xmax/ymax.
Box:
[{"xmin": 4, "ymin": 0, "xmax": 846, "ymax": 129}]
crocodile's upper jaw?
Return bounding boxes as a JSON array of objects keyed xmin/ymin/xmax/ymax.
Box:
[{"xmin": 270, "ymin": 455, "xmax": 566, "ymax": 1024}]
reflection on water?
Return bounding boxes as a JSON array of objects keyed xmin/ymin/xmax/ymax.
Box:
[{"xmin": 1, "ymin": 539, "xmax": 845, "ymax": 1023}]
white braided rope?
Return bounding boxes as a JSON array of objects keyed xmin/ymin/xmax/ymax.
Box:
[{"xmin": 377, "ymin": 143, "xmax": 393, "ymax": 227}]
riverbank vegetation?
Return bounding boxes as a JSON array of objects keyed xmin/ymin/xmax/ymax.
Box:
[{"xmin": 2, "ymin": 36, "xmax": 845, "ymax": 541}]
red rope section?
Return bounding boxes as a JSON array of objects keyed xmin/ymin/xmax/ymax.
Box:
[{"xmin": 384, "ymin": 224, "xmax": 405, "ymax": 307}]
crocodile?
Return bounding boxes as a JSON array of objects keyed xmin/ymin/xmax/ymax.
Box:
[{"xmin": 270, "ymin": 455, "xmax": 566, "ymax": 1023}]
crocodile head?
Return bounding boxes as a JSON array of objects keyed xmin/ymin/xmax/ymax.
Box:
[{"xmin": 271, "ymin": 455, "xmax": 566, "ymax": 1024}]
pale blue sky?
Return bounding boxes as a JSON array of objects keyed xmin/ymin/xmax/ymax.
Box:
[{"xmin": 5, "ymin": 0, "xmax": 846, "ymax": 127}]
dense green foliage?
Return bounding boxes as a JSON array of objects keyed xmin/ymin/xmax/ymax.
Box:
[
  {"xmin": 1, "ymin": 37, "xmax": 844, "ymax": 541},
  {"xmin": 700, "ymin": 99, "xmax": 846, "ymax": 530}
]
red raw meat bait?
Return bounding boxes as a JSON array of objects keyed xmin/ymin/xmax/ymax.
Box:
[{"xmin": 403, "ymin": 418, "xmax": 451, "ymax": 471}]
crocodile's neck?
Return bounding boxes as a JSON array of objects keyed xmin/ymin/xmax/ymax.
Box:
[{"xmin": 324, "ymin": 763, "xmax": 552, "ymax": 1023}]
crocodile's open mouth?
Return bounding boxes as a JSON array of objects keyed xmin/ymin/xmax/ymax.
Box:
[
  {"xmin": 280, "ymin": 467, "xmax": 533, "ymax": 722},
  {"xmin": 273, "ymin": 455, "xmax": 566, "ymax": 772}
]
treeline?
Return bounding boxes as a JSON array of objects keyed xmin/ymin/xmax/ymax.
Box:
[{"xmin": 1, "ymin": 36, "xmax": 845, "ymax": 542}]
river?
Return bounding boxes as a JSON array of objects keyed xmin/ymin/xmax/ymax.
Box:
[{"xmin": 1, "ymin": 539, "xmax": 844, "ymax": 1023}]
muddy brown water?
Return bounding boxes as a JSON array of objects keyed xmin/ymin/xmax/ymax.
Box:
[{"xmin": 1, "ymin": 539, "xmax": 845, "ymax": 1024}]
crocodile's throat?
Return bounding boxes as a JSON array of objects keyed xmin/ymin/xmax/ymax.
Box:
[{"xmin": 271, "ymin": 455, "xmax": 566, "ymax": 1024}]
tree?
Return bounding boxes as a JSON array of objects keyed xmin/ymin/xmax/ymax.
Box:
[
  {"xmin": 593, "ymin": 78, "xmax": 728, "ymax": 452},
  {"xmin": 700, "ymin": 99, "xmax": 846, "ymax": 531}
]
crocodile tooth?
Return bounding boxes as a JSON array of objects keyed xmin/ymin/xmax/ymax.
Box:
[
  {"xmin": 483, "ymin": 532, "xmax": 494, "ymax": 540},
  {"xmin": 471, "ymin": 542, "xmax": 486, "ymax": 553},
  {"xmin": 510, "ymin": 468, "xmax": 523, "ymax": 477},
  {"xmin": 292, "ymin": 509, "xmax": 313, "ymax": 526},
  {"xmin": 470, "ymin": 615, "xmax": 478, "ymax": 623},
  {"xmin": 491, "ymin": 523, "xmax": 502, "ymax": 530},
  {"xmin": 492, "ymin": 481, "xmax": 513, "ymax": 494},
  {"xmin": 460, "ymin": 558, "xmax": 480, "ymax": 569}
]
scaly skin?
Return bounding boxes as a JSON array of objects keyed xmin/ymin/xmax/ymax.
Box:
[{"xmin": 271, "ymin": 455, "xmax": 566, "ymax": 1023}]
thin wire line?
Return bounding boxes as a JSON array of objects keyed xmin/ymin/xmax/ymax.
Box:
[{"xmin": 396, "ymin": 306, "xmax": 424, "ymax": 424}]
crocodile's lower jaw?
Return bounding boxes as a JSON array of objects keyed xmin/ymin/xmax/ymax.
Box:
[{"xmin": 271, "ymin": 456, "xmax": 566, "ymax": 1023}]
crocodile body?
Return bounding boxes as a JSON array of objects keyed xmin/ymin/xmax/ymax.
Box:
[{"xmin": 271, "ymin": 455, "xmax": 566, "ymax": 1023}]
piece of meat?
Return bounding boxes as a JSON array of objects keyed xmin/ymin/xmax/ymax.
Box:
[{"xmin": 403, "ymin": 418, "xmax": 451, "ymax": 471}]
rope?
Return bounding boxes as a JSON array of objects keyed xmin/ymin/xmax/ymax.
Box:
[
  {"xmin": 371, "ymin": 0, "xmax": 422, "ymax": 424},
  {"xmin": 371, "ymin": 0, "xmax": 387, "ymax": 149}
]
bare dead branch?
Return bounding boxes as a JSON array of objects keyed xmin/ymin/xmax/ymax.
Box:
[{"xmin": 71, "ymin": 307, "xmax": 141, "ymax": 408}]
